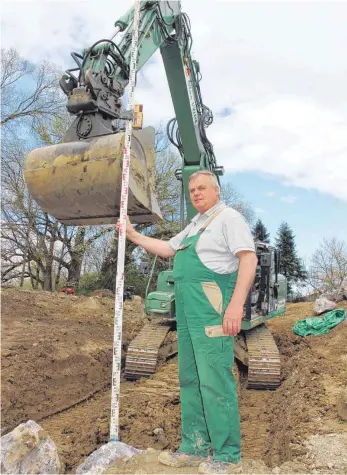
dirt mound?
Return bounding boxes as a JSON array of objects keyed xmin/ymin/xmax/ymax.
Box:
[
  {"xmin": 1, "ymin": 289, "xmax": 347, "ymax": 474},
  {"xmin": 91, "ymin": 289, "xmax": 114, "ymax": 299},
  {"xmin": 1, "ymin": 288, "xmax": 145, "ymax": 435}
]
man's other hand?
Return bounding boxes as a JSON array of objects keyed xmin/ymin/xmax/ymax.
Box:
[{"xmin": 223, "ymin": 302, "xmax": 243, "ymax": 336}]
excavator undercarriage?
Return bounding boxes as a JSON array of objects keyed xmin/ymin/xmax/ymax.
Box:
[
  {"xmin": 124, "ymin": 320, "xmax": 177, "ymax": 380},
  {"xmin": 123, "ymin": 320, "xmax": 281, "ymax": 389},
  {"xmin": 124, "ymin": 242, "xmax": 286, "ymax": 390},
  {"xmin": 235, "ymin": 325, "xmax": 281, "ymax": 389}
]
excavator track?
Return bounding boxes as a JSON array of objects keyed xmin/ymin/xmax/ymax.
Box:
[
  {"xmin": 124, "ymin": 321, "xmax": 177, "ymax": 380},
  {"xmin": 245, "ymin": 324, "xmax": 281, "ymax": 389},
  {"xmin": 125, "ymin": 321, "xmax": 280, "ymax": 389}
]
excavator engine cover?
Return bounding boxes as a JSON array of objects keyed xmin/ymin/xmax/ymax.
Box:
[{"xmin": 23, "ymin": 127, "xmax": 163, "ymax": 226}]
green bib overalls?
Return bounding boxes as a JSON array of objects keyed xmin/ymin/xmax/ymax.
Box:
[{"xmin": 173, "ymin": 213, "xmax": 241, "ymax": 463}]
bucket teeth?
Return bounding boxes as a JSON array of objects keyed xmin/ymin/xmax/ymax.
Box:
[{"xmin": 124, "ymin": 321, "xmax": 177, "ymax": 380}]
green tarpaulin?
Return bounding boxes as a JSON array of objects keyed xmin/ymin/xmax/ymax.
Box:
[{"xmin": 293, "ymin": 308, "xmax": 346, "ymax": 337}]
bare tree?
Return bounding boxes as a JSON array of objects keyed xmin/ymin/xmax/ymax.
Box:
[
  {"xmin": 1, "ymin": 227, "xmax": 27, "ymax": 285},
  {"xmin": 155, "ymin": 121, "xmax": 171, "ymax": 153},
  {"xmin": 1, "ymin": 48, "xmax": 66, "ymax": 130},
  {"xmin": 154, "ymin": 149, "xmax": 181, "ymax": 221},
  {"xmin": 54, "ymin": 225, "xmax": 113, "ymax": 284},
  {"xmin": 220, "ymin": 181, "xmax": 255, "ymax": 225},
  {"xmin": 82, "ymin": 233, "xmax": 114, "ymax": 274},
  {"xmin": 308, "ymin": 237, "xmax": 347, "ymax": 293},
  {"xmin": 1, "ymin": 127, "xmax": 113, "ymax": 290},
  {"xmin": 33, "ymin": 110, "xmax": 72, "ymax": 144}
]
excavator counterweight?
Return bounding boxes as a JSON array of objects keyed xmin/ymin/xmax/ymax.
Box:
[{"xmin": 24, "ymin": 127, "xmax": 162, "ymax": 225}]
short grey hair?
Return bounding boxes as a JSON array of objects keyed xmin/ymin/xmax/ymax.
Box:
[{"xmin": 189, "ymin": 170, "xmax": 220, "ymax": 194}]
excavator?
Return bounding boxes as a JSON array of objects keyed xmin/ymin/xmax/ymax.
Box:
[{"xmin": 24, "ymin": 1, "xmax": 287, "ymax": 390}]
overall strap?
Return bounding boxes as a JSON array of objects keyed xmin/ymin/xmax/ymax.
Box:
[
  {"xmin": 176, "ymin": 205, "xmax": 227, "ymax": 251},
  {"xmin": 198, "ymin": 204, "xmax": 227, "ymax": 234}
]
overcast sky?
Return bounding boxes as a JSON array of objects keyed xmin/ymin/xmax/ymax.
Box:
[{"xmin": 2, "ymin": 0, "xmax": 347, "ymax": 260}]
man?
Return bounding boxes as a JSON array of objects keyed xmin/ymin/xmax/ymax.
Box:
[{"xmin": 117, "ymin": 170, "xmax": 257, "ymax": 474}]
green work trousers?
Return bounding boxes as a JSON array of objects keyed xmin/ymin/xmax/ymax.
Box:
[{"xmin": 173, "ymin": 232, "xmax": 241, "ymax": 463}]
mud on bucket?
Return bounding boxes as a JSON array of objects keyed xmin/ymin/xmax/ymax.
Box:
[{"xmin": 23, "ymin": 127, "xmax": 163, "ymax": 226}]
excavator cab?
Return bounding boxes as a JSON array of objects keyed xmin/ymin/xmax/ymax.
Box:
[
  {"xmin": 145, "ymin": 270, "xmax": 176, "ymax": 319},
  {"xmin": 140, "ymin": 256, "xmax": 176, "ymax": 319}
]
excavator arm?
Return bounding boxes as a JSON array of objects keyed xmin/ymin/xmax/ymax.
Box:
[
  {"xmin": 59, "ymin": 2, "xmax": 181, "ymax": 142},
  {"xmin": 24, "ymin": 1, "xmax": 223, "ymax": 225}
]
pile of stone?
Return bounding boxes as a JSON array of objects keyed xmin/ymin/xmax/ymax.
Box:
[
  {"xmin": 0, "ymin": 420, "xmax": 141, "ymax": 475},
  {"xmin": 0, "ymin": 421, "xmax": 60, "ymax": 474},
  {"xmin": 314, "ymin": 277, "xmax": 347, "ymax": 315}
]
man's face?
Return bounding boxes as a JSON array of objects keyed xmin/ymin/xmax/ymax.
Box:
[{"xmin": 189, "ymin": 175, "xmax": 220, "ymax": 214}]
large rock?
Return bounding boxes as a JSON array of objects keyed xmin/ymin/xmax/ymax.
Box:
[
  {"xmin": 342, "ymin": 277, "xmax": 347, "ymax": 295},
  {"xmin": 314, "ymin": 297, "xmax": 336, "ymax": 315},
  {"xmin": 322, "ymin": 278, "xmax": 347, "ymax": 302},
  {"xmin": 76, "ymin": 440, "xmax": 143, "ymax": 474},
  {"xmin": 337, "ymin": 277, "xmax": 347, "ymax": 301},
  {"xmin": 0, "ymin": 420, "xmax": 60, "ymax": 474}
]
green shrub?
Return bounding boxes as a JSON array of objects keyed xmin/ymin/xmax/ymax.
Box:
[{"xmin": 77, "ymin": 272, "xmax": 102, "ymax": 296}]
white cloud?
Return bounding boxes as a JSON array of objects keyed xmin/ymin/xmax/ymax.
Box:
[
  {"xmin": 280, "ymin": 195, "xmax": 298, "ymax": 204},
  {"xmin": 2, "ymin": 0, "xmax": 347, "ymax": 203},
  {"xmin": 266, "ymin": 192, "xmax": 276, "ymax": 197},
  {"xmin": 255, "ymin": 207, "xmax": 266, "ymax": 213},
  {"xmin": 210, "ymin": 96, "xmax": 347, "ymax": 202}
]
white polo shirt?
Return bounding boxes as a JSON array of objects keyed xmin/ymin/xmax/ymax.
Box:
[{"xmin": 169, "ymin": 201, "xmax": 256, "ymax": 274}]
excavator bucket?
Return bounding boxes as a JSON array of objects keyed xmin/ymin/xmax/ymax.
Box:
[{"xmin": 23, "ymin": 127, "xmax": 163, "ymax": 226}]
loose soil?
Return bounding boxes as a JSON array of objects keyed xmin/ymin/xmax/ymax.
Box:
[{"xmin": 1, "ymin": 288, "xmax": 347, "ymax": 474}]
